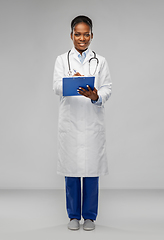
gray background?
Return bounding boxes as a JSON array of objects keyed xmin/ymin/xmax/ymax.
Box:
[{"xmin": 0, "ymin": 0, "xmax": 163, "ymax": 189}]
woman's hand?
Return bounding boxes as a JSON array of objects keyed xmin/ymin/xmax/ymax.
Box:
[
  {"xmin": 77, "ymin": 85, "xmax": 99, "ymax": 101},
  {"xmin": 73, "ymin": 72, "xmax": 84, "ymax": 76}
]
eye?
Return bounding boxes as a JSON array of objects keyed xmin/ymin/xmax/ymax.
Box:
[
  {"xmin": 74, "ymin": 33, "xmax": 80, "ymax": 36},
  {"xmin": 85, "ymin": 34, "xmax": 90, "ymax": 37}
]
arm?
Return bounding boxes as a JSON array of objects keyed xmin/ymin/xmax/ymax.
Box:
[
  {"xmin": 96, "ymin": 58, "xmax": 112, "ymax": 107},
  {"xmin": 78, "ymin": 58, "xmax": 112, "ymax": 107},
  {"xmin": 53, "ymin": 56, "xmax": 64, "ymax": 96}
]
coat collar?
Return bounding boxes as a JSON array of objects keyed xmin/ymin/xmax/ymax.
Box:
[{"xmin": 70, "ymin": 46, "xmax": 94, "ymax": 65}]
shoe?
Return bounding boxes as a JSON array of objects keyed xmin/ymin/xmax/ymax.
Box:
[
  {"xmin": 83, "ymin": 219, "xmax": 95, "ymax": 231},
  {"xmin": 68, "ymin": 219, "xmax": 80, "ymax": 230}
]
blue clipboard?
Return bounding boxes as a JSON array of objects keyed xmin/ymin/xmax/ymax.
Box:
[{"xmin": 63, "ymin": 76, "xmax": 95, "ymax": 96}]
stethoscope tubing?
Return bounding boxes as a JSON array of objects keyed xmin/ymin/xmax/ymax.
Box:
[{"xmin": 67, "ymin": 50, "xmax": 99, "ymax": 76}]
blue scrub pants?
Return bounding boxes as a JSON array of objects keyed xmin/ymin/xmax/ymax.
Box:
[{"xmin": 65, "ymin": 176, "xmax": 99, "ymax": 221}]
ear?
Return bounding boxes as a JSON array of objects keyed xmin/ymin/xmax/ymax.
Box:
[
  {"xmin": 91, "ymin": 33, "xmax": 93, "ymax": 40},
  {"xmin": 70, "ymin": 32, "xmax": 73, "ymax": 40}
]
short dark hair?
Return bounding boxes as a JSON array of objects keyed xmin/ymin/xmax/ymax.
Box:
[{"xmin": 71, "ymin": 15, "xmax": 93, "ymax": 33}]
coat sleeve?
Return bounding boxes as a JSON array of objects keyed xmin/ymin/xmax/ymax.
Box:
[
  {"xmin": 97, "ymin": 58, "xmax": 112, "ymax": 107},
  {"xmin": 53, "ymin": 55, "xmax": 64, "ymax": 96}
]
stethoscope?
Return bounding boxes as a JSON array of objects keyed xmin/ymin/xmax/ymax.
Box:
[{"xmin": 67, "ymin": 50, "xmax": 99, "ymax": 76}]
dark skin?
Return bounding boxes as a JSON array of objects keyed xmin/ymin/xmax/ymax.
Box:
[{"xmin": 71, "ymin": 22, "xmax": 99, "ymax": 101}]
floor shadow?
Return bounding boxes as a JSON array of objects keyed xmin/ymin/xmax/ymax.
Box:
[{"xmin": 1, "ymin": 224, "xmax": 163, "ymax": 240}]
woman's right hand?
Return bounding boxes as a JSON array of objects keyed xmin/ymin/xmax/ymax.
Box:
[{"xmin": 73, "ymin": 72, "xmax": 84, "ymax": 76}]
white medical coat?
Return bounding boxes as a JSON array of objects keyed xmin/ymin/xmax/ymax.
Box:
[{"xmin": 53, "ymin": 47, "xmax": 112, "ymax": 177}]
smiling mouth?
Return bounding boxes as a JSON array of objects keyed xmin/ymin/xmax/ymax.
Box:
[{"xmin": 78, "ymin": 43, "xmax": 86, "ymax": 46}]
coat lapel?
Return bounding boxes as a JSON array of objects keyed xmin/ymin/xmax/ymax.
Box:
[
  {"xmin": 83, "ymin": 49, "xmax": 94, "ymax": 65},
  {"xmin": 70, "ymin": 47, "xmax": 81, "ymax": 64}
]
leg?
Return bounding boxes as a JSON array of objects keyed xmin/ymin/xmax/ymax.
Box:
[
  {"xmin": 82, "ymin": 177, "xmax": 99, "ymax": 221},
  {"xmin": 65, "ymin": 176, "xmax": 81, "ymax": 220}
]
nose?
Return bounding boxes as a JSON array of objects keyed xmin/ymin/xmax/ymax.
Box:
[{"xmin": 80, "ymin": 34, "xmax": 85, "ymax": 41}]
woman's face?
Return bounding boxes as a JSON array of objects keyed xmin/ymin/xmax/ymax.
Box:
[{"xmin": 71, "ymin": 22, "xmax": 93, "ymax": 54}]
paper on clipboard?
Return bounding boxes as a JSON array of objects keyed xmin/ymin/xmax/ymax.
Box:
[{"xmin": 62, "ymin": 76, "xmax": 95, "ymax": 96}]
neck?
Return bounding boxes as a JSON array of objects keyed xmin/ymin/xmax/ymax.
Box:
[{"xmin": 75, "ymin": 47, "xmax": 88, "ymax": 55}]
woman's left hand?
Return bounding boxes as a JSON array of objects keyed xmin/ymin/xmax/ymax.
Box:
[{"xmin": 77, "ymin": 85, "xmax": 99, "ymax": 101}]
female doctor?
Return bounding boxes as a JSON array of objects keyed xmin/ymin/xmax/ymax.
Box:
[{"xmin": 53, "ymin": 15, "xmax": 112, "ymax": 231}]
